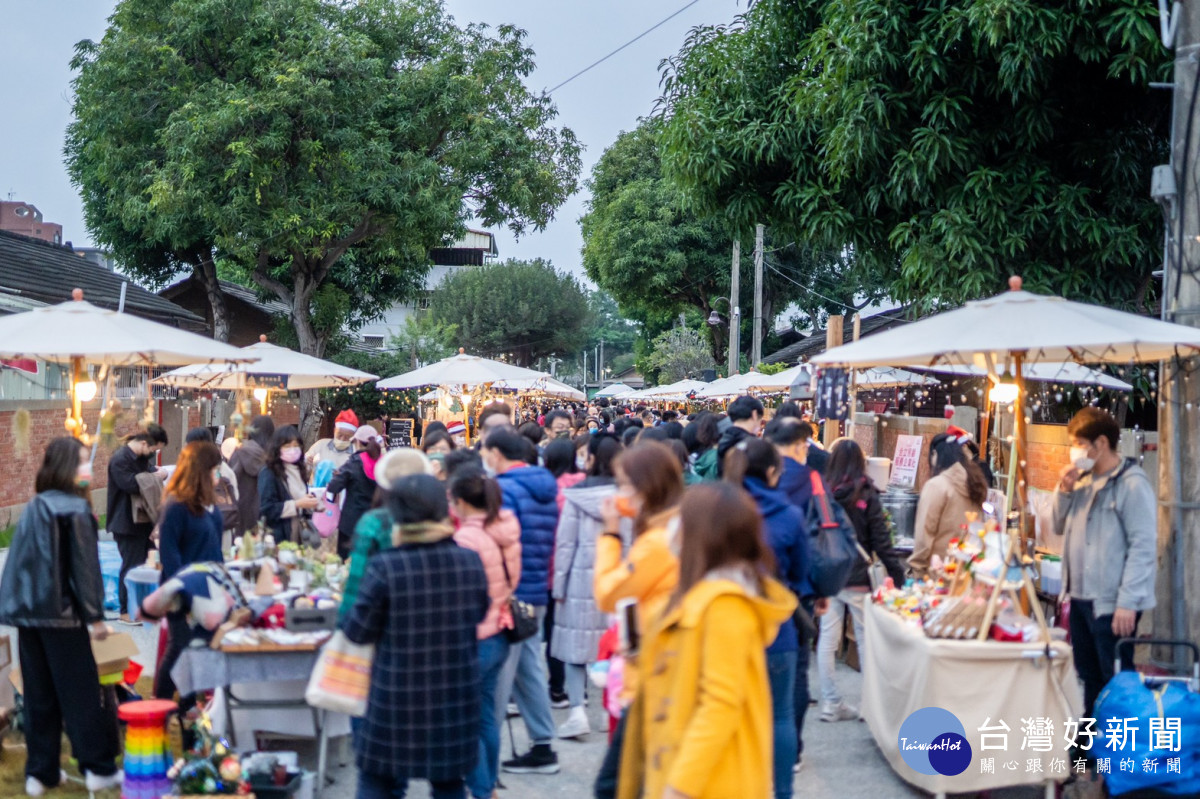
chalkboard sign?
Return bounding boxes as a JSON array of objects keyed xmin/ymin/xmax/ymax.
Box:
[
  {"xmin": 816, "ymin": 368, "xmax": 850, "ymax": 420},
  {"xmin": 388, "ymin": 418, "xmax": 414, "ymax": 448}
]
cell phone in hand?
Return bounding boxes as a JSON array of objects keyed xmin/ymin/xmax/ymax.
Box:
[{"xmin": 617, "ymin": 598, "xmax": 640, "ymax": 656}]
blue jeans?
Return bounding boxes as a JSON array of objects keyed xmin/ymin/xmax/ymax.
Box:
[
  {"xmin": 768, "ymin": 651, "xmax": 798, "ymax": 799},
  {"xmin": 356, "ymin": 770, "xmax": 465, "ymax": 799},
  {"xmin": 494, "ymin": 605, "xmax": 555, "ymax": 745},
  {"xmin": 467, "ymin": 634, "xmax": 510, "ymax": 799}
]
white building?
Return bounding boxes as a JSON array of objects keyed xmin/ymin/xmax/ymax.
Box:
[{"xmin": 356, "ymin": 228, "xmax": 498, "ymax": 348}]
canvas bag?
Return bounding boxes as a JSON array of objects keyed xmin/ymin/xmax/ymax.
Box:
[
  {"xmin": 305, "ymin": 631, "xmax": 373, "ymax": 717},
  {"xmin": 805, "ymin": 471, "xmax": 859, "ymax": 597}
]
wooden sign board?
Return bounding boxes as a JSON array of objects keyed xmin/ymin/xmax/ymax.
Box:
[
  {"xmin": 890, "ymin": 435, "xmax": 924, "ymax": 489},
  {"xmin": 816, "ymin": 367, "xmax": 850, "ymax": 421},
  {"xmin": 388, "ymin": 418, "xmax": 414, "ymax": 449}
]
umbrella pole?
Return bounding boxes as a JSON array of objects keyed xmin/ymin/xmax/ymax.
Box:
[
  {"xmin": 1013, "ymin": 353, "xmax": 1029, "ymax": 550},
  {"xmin": 70, "ymin": 356, "xmax": 85, "ymax": 440}
]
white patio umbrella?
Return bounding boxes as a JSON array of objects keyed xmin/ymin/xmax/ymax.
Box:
[
  {"xmin": 154, "ymin": 337, "xmax": 378, "ymax": 391},
  {"xmin": 594, "ymin": 382, "xmax": 632, "ymax": 398},
  {"xmin": 641, "ymin": 379, "xmax": 709, "ymax": 401},
  {"xmin": 812, "ymin": 277, "xmax": 1200, "ymax": 540},
  {"xmin": 855, "ymin": 367, "xmax": 941, "ymax": 390},
  {"xmin": 695, "ymin": 371, "xmax": 774, "ymax": 398},
  {"xmin": 0, "ymin": 290, "xmax": 257, "ymax": 438},
  {"xmin": 493, "ymin": 375, "xmax": 586, "ymax": 401},
  {"xmin": 913, "ymin": 362, "xmax": 1133, "ymax": 391},
  {"xmin": 376, "ymin": 350, "xmax": 550, "ymax": 389}
]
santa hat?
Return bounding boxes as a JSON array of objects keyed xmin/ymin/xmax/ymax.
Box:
[
  {"xmin": 446, "ymin": 421, "xmax": 466, "ymax": 437},
  {"xmin": 335, "ymin": 409, "xmax": 359, "ymax": 434},
  {"xmin": 946, "ymin": 425, "xmax": 972, "ymax": 445}
]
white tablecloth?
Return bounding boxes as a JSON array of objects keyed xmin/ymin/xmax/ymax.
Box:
[{"xmin": 861, "ymin": 600, "xmax": 1082, "ymax": 795}]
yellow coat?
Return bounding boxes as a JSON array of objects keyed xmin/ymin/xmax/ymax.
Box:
[
  {"xmin": 594, "ymin": 510, "xmax": 679, "ymax": 702},
  {"xmin": 618, "ymin": 574, "xmax": 797, "ymax": 799}
]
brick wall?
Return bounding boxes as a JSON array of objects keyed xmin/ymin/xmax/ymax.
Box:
[{"xmin": 1026, "ymin": 424, "xmax": 1072, "ymax": 492}]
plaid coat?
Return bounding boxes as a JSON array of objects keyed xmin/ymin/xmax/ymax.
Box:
[{"xmin": 342, "ymin": 538, "xmax": 488, "ymax": 781}]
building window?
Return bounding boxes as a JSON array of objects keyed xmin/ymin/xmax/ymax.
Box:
[
  {"xmin": 416, "ymin": 293, "xmax": 432, "ymax": 311},
  {"xmin": 363, "ymin": 335, "xmax": 385, "ymax": 349}
]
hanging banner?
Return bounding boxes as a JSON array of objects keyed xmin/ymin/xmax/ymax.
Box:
[
  {"xmin": 242, "ymin": 373, "xmax": 288, "ymax": 390},
  {"xmin": 816, "ymin": 367, "xmax": 850, "ymax": 420}
]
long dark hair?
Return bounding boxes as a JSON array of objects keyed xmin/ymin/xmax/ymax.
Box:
[
  {"xmin": 682, "ymin": 411, "xmax": 720, "ymax": 454},
  {"xmin": 614, "ymin": 442, "xmax": 684, "ymax": 536},
  {"xmin": 36, "ymin": 437, "xmax": 88, "ymax": 498},
  {"xmin": 826, "ymin": 438, "xmax": 870, "ymax": 500},
  {"xmin": 387, "ymin": 474, "xmax": 450, "ymax": 525},
  {"xmin": 722, "ymin": 438, "xmax": 781, "ymax": 486},
  {"xmin": 166, "ymin": 441, "xmax": 222, "ymax": 514},
  {"xmin": 929, "ymin": 434, "xmax": 988, "ymax": 505},
  {"xmin": 587, "ymin": 434, "xmax": 622, "ymax": 478},
  {"xmin": 449, "ymin": 467, "xmax": 503, "ymax": 525},
  {"xmin": 247, "ymin": 415, "xmax": 275, "ymax": 449},
  {"xmin": 543, "ymin": 437, "xmax": 577, "ymax": 478},
  {"xmin": 672, "ymin": 482, "xmax": 776, "ymax": 609},
  {"xmin": 266, "ymin": 425, "xmax": 309, "ymax": 485}
]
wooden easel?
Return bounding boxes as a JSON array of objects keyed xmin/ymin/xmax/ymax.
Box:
[{"xmin": 975, "ymin": 532, "xmax": 1051, "ymax": 643}]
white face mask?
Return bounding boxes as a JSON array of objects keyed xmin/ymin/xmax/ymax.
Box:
[
  {"xmin": 1069, "ymin": 446, "xmax": 1095, "ymax": 472},
  {"xmin": 575, "ymin": 453, "xmax": 588, "ymax": 471},
  {"xmin": 332, "ymin": 438, "xmax": 352, "ymax": 451}
]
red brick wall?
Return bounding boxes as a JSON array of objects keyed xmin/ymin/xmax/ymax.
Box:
[{"xmin": 1026, "ymin": 424, "xmax": 1072, "ymax": 492}]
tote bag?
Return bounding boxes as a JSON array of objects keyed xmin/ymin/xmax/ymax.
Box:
[{"xmin": 305, "ymin": 631, "xmax": 373, "ymax": 717}]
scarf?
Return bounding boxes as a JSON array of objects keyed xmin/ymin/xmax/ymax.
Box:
[
  {"xmin": 390, "ymin": 520, "xmax": 455, "ymax": 547},
  {"xmin": 361, "ymin": 451, "xmax": 379, "ymax": 482}
]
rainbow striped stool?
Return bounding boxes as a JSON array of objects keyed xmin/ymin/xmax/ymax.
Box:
[{"xmin": 117, "ymin": 700, "xmax": 177, "ymax": 799}]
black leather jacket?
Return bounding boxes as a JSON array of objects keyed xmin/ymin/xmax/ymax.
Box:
[{"xmin": 0, "ymin": 490, "xmax": 105, "ymax": 628}]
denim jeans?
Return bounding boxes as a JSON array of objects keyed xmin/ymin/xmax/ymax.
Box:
[
  {"xmin": 767, "ymin": 651, "xmax": 798, "ymax": 799},
  {"xmin": 356, "ymin": 770, "xmax": 464, "ymax": 799},
  {"xmin": 466, "ymin": 634, "xmax": 510, "ymax": 799},
  {"xmin": 817, "ymin": 589, "xmax": 866, "ymax": 705},
  {"xmin": 1068, "ymin": 598, "xmax": 1140, "ymax": 719},
  {"xmin": 495, "ymin": 605, "xmax": 555, "ymax": 745},
  {"xmin": 565, "ymin": 662, "xmax": 588, "ymax": 708}
]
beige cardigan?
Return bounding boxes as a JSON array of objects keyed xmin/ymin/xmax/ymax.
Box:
[{"xmin": 908, "ymin": 462, "xmax": 984, "ymax": 577}]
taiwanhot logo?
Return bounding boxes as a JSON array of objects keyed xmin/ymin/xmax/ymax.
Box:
[{"xmin": 898, "ymin": 707, "xmax": 972, "ymax": 776}]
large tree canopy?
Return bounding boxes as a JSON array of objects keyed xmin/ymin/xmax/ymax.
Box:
[
  {"xmin": 67, "ymin": 0, "xmax": 581, "ymax": 435},
  {"xmin": 580, "ymin": 119, "xmax": 868, "ymax": 364},
  {"xmin": 658, "ymin": 0, "xmax": 1170, "ymax": 310},
  {"xmin": 427, "ymin": 259, "xmax": 590, "ymax": 367}
]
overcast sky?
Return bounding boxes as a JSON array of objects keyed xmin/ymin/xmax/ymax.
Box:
[{"xmin": 0, "ymin": 0, "xmax": 740, "ymax": 279}]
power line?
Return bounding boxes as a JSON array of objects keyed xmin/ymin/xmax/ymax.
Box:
[{"xmin": 546, "ymin": 0, "xmax": 704, "ymax": 95}]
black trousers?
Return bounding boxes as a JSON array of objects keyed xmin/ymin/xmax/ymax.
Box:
[
  {"xmin": 18, "ymin": 627, "xmax": 119, "ymax": 784},
  {"xmin": 593, "ymin": 711, "xmax": 628, "ymax": 799},
  {"xmin": 1069, "ymin": 598, "xmax": 1140, "ymax": 719},
  {"xmin": 544, "ymin": 591, "xmax": 564, "ymax": 697},
  {"xmin": 794, "ymin": 597, "xmax": 814, "ymax": 755},
  {"xmin": 156, "ymin": 612, "xmax": 199, "ymax": 748},
  {"xmin": 115, "ymin": 527, "xmax": 153, "ymax": 614}
]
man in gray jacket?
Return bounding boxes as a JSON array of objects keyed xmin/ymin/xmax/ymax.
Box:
[{"xmin": 1052, "ymin": 407, "xmax": 1157, "ymax": 720}]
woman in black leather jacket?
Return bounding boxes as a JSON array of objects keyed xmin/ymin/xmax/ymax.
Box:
[{"xmin": 0, "ymin": 437, "xmax": 122, "ymax": 794}]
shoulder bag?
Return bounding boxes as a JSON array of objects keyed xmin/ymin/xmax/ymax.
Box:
[{"xmin": 500, "ymin": 552, "xmax": 539, "ymax": 643}]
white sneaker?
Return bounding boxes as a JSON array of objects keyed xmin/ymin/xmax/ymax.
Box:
[
  {"xmin": 85, "ymin": 770, "xmax": 123, "ymax": 792},
  {"xmin": 819, "ymin": 700, "xmax": 859, "ymax": 722},
  {"xmin": 556, "ymin": 705, "xmax": 590, "ymax": 739},
  {"xmin": 25, "ymin": 770, "xmax": 66, "ymax": 797},
  {"xmin": 506, "ymin": 702, "xmax": 520, "ymax": 718}
]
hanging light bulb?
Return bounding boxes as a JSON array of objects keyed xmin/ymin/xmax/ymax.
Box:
[{"xmin": 989, "ymin": 372, "xmax": 1019, "ymax": 405}]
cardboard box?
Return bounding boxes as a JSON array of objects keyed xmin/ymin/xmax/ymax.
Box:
[{"xmin": 92, "ymin": 632, "xmax": 139, "ymax": 676}]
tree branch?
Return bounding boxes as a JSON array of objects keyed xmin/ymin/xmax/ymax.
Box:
[
  {"xmin": 316, "ymin": 212, "xmax": 376, "ymax": 279},
  {"xmin": 251, "ymin": 249, "xmax": 294, "ymax": 306}
]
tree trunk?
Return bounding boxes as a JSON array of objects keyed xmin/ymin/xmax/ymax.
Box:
[
  {"xmin": 193, "ymin": 253, "xmax": 230, "ymax": 343},
  {"xmin": 289, "ymin": 275, "xmax": 325, "ymax": 446}
]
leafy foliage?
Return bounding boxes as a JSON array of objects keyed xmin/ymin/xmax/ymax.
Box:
[
  {"xmin": 318, "ymin": 346, "xmax": 418, "ymax": 422},
  {"xmin": 389, "ymin": 314, "xmax": 460, "ymax": 369},
  {"xmin": 67, "ymin": 0, "xmax": 582, "ymax": 358},
  {"xmin": 657, "ymin": 0, "xmax": 1170, "ymax": 311},
  {"xmin": 427, "ymin": 259, "xmax": 590, "ymax": 366},
  {"xmin": 643, "ymin": 326, "xmax": 715, "ymax": 383}
]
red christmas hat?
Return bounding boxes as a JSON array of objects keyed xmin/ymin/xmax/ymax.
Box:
[
  {"xmin": 335, "ymin": 409, "xmax": 360, "ymax": 433},
  {"xmin": 946, "ymin": 425, "xmax": 971, "ymax": 444}
]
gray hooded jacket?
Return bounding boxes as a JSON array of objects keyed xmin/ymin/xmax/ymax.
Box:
[{"xmin": 551, "ymin": 482, "xmax": 621, "ymax": 665}]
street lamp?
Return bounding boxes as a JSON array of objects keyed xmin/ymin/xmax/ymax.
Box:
[{"xmin": 707, "ymin": 297, "xmax": 732, "ymax": 326}]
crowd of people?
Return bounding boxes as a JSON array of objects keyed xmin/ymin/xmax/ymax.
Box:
[{"xmin": 0, "ymin": 394, "xmax": 1156, "ymax": 799}]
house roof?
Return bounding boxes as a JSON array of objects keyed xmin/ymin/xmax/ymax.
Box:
[
  {"xmin": 763, "ymin": 306, "xmax": 913, "ymax": 365},
  {"xmin": 0, "ymin": 230, "xmax": 203, "ymax": 327}
]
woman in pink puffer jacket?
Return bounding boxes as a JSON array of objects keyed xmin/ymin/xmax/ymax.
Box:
[{"xmin": 449, "ymin": 468, "xmax": 522, "ymax": 799}]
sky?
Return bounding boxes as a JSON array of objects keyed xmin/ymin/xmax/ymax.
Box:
[{"xmin": 0, "ymin": 0, "xmax": 742, "ymax": 278}]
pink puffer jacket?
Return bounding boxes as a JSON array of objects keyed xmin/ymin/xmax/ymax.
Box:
[{"xmin": 454, "ymin": 509, "xmax": 522, "ymax": 640}]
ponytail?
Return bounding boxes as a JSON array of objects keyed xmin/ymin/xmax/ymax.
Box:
[
  {"xmin": 722, "ymin": 438, "xmax": 779, "ymax": 486},
  {"xmin": 363, "ymin": 438, "xmax": 382, "ymax": 461},
  {"xmin": 449, "ymin": 467, "xmax": 503, "ymax": 525}
]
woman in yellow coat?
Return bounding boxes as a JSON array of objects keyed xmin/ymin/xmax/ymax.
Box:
[{"xmin": 619, "ymin": 481, "xmax": 797, "ymax": 799}]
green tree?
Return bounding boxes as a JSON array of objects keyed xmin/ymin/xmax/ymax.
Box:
[
  {"xmin": 581, "ymin": 119, "xmax": 857, "ymax": 363},
  {"xmin": 67, "ymin": 0, "xmax": 581, "ymax": 436},
  {"xmin": 427, "ymin": 259, "xmax": 590, "ymax": 366},
  {"xmin": 390, "ymin": 314, "xmax": 459, "ymax": 370},
  {"xmin": 643, "ymin": 326, "xmax": 715, "ymax": 384},
  {"xmin": 658, "ymin": 0, "xmax": 1170, "ymax": 311}
]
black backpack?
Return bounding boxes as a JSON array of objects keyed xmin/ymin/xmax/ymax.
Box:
[{"xmin": 804, "ymin": 472, "xmax": 859, "ymax": 597}]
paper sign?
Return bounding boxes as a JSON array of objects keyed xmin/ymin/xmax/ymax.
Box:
[{"xmin": 890, "ymin": 435, "xmax": 924, "ymax": 489}]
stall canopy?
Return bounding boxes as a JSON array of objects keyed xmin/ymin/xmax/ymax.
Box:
[
  {"xmin": 376, "ymin": 350, "xmax": 550, "ymax": 389},
  {"xmin": 0, "ymin": 291, "xmax": 255, "ymax": 367},
  {"xmin": 422, "ymin": 376, "xmax": 584, "ymax": 401},
  {"xmin": 593, "ymin": 383, "xmax": 632, "ymax": 398},
  {"xmin": 856, "ymin": 367, "xmax": 941, "ymax": 389},
  {"xmin": 153, "ymin": 336, "xmax": 376, "ymax": 390},
  {"xmin": 914, "ymin": 362, "xmax": 1133, "ymax": 391},
  {"xmin": 639, "ymin": 379, "xmax": 709, "ymax": 400}
]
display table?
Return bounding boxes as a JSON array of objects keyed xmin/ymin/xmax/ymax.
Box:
[
  {"xmin": 173, "ymin": 646, "xmax": 349, "ymax": 799},
  {"xmin": 861, "ymin": 600, "xmax": 1082, "ymax": 798}
]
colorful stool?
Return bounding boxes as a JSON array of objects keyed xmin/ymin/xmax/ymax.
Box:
[{"xmin": 117, "ymin": 699, "xmax": 177, "ymax": 799}]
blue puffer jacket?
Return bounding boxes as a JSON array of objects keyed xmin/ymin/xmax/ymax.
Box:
[
  {"xmin": 744, "ymin": 476, "xmax": 810, "ymax": 654},
  {"xmin": 776, "ymin": 456, "xmax": 814, "ymax": 516},
  {"xmin": 497, "ymin": 465, "xmax": 561, "ymax": 606}
]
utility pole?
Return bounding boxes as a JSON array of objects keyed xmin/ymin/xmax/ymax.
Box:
[
  {"xmin": 1157, "ymin": 0, "xmax": 1200, "ymax": 655},
  {"xmin": 752, "ymin": 224, "xmax": 765, "ymax": 368},
  {"xmin": 583, "ymin": 349, "xmax": 588, "ymax": 390},
  {"xmin": 729, "ymin": 240, "xmax": 741, "ymax": 375},
  {"xmin": 598, "ymin": 339, "xmax": 605, "ymax": 384}
]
